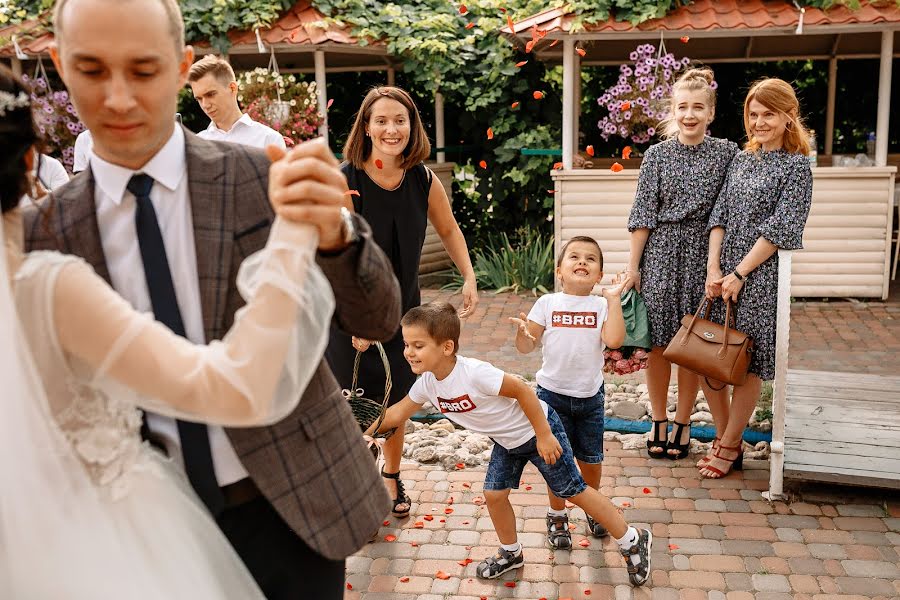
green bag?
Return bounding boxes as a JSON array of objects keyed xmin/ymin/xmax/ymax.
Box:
[{"xmin": 618, "ymin": 288, "xmax": 652, "ymax": 356}]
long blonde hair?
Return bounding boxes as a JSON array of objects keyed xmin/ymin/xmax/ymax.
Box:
[
  {"xmin": 659, "ymin": 67, "xmax": 717, "ymax": 140},
  {"xmin": 743, "ymin": 78, "xmax": 810, "ymax": 155}
]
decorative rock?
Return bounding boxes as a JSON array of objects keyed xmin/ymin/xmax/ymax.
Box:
[
  {"xmin": 636, "ymin": 383, "xmax": 648, "ymax": 394},
  {"xmin": 619, "ymin": 433, "xmax": 648, "ymax": 450},
  {"xmin": 429, "ymin": 419, "xmax": 456, "ymax": 433},
  {"xmin": 690, "ymin": 411, "xmax": 713, "ymax": 423},
  {"xmin": 412, "ymin": 446, "xmax": 437, "ymax": 463},
  {"xmin": 611, "ymin": 401, "xmax": 648, "ymax": 420}
]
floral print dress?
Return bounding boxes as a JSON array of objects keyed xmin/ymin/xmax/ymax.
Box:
[
  {"xmin": 628, "ymin": 136, "xmax": 739, "ymax": 347},
  {"xmin": 707, "ymin": 149, "xmax": 813, "ymax": 380}
]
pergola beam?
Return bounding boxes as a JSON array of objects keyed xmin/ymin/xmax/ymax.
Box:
[
  {"xmin": 314, "ymin": 50, "xmax": 328, "ymax": 143},
  {"xmin": 875, "ymin": 30, "xmax": 893, "ymax": 167},
  {"xmin": 562, "ymin": 38, "xmax": 575, "ymax": 169}
]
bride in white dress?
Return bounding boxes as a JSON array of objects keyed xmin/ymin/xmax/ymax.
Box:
[{"xmin": 0, "ymin": 67, "xmax": 339, "ymax": 598}]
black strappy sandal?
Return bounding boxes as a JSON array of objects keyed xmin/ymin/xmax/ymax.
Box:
[
  {"xmin": 381, "ymin": 469, "xmax": 411, "ymax": 518},
  {"xmin": 646, "ymin": 419, "xmax": 668, "ymax": 456},
  {"xmin": 665, "ymin": 421, "xmax": 691, "ymax": 460}
]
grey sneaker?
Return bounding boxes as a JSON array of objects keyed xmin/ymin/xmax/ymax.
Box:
[
  {"xmin": 620, "ymin": 528, "xmax": 653, "ymax": 586},
  {"xmin": 546, "ymin": 513, "xmax": 572, "ymax": 549},
  {"xmin": 475, "ymin": 546, "xmax": 524, "ymax": 579},
  {"xmin": 586, "ymin": 514, "xmax": 609, "ymax": 538}
]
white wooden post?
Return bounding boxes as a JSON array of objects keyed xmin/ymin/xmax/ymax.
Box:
[
  {"xmin": 314, "ymin": 50, "xmax": 328, "ymax": 144},
  {"xmin": 825, "ymin": 57, "xmax": 837, "ymax": 156},
  {"xmin": 435, "ymin": 91, "xmax": 445, "ymax": 163},
  {"xmin": 573, "ymin": 49, "xmax": 581, "ymax": 152},
  {"xmin": 387, "ymin": 66, "xmax": 395, "ymax": 86},
  {"xmin": 765, "ymin": 249, "xmax": 793, "ymax": 501},
  {"xmin": 562, "ymin": 38, "xmax": 575, "ymax": 170},
  {"xmin": 875, "ymin": 30, "xmax": 893, "ymax": 167},
  {"xmin": 11, "ymin": 57, "xmax": 22, "ymax": 77}
]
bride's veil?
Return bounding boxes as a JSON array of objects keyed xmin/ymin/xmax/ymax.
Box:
[{"xmin": 0, "ymin": 203, "xmax": 148, "ymax": 596}]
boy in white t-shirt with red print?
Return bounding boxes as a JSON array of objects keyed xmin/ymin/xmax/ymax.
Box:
[
  {"xmin": 511, "ymin": 236, "xmax": 627, "ymax": 550},
  {"xmin": 366, "ymin": 302, "xmax": 652, "ymax": 586}
]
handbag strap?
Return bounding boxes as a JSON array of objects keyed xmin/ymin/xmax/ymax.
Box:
[
  {"xmin": 351, "ymin": 341, "xmax": 393, "ymax": 433},
  {"xmin": 680, "ymin": 298, "xmax": 711, "ymax": 345},
  {"xmin": 718, "ymin": 301, "xmax": 732, "ymax": 359}
]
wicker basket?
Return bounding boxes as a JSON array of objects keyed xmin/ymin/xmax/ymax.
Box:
[{"xmin": 343, "ymin": 341, "xmax": 393, "ymax": 437}]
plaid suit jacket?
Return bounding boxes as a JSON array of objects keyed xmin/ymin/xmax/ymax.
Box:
[{"xmin": 24, "ymin": 127, "xmax": 398, "ymax": 560}]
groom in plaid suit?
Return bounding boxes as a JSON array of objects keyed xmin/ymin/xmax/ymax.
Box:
[{"xmin": 25, "ymin": 0, "xmax": 398, "ymax": 598}]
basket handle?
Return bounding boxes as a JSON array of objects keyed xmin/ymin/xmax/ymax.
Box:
[{"xmin": 352, "ymin": 341, "xmax": 392, "ymax": 435}]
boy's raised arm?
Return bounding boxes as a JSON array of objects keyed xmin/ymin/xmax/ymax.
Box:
[
  {"xmin": 366, "ymin": 397, "xmax": 422, "ymax": 437},
  {"xmin": 509, "ymin": 312, "xmax": 544, "ymax": 354},
  {"xmin": 498, "ymin": 374, "xmax": 562, "ymax": 465}
]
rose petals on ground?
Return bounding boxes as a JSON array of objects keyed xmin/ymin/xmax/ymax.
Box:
[
  {"xmin": 462, "ymin": 482, "xmax": 471, "ymax": 488},
  {"xmin": 478, "ymin": 160, "xmax": 487, "ymax": 169},
  {"xmin": 411, "ymin": 541, "xmax": 418, "ymax": 546},
  {"xmin": 578, "ymin": 539, "xmax": 591, "ymax": 547},
  {"xmin": 576, "ymin": 47, "xmax": 586, "ymax": 57},
  {"xmin": 586, "ymin": 144, "xmax": 594, "ymax": 156},
  {"xmin": 473, "ymin": 496, "xmax": 485, "ymax": 505},
  {"xmin": 445, "ymin": 507, "xmax": 454, "ymax": 514},
  {"xmin": 504, "ymin": 581, "xmax": 516, "ymax": 588},
  {"xmin": 462, "ymin": 520, "xmax": 470, "ymax": 525},
  {"xmin": 423, "ymin": 515, "xmax": 434, "ymax": 521},
  {"xmin": 458, "ymin": 558, "xmax": 473, "ymax": 566},
  {"xmin": 399, "ymin": 576, "xmax": 410, "ymax": 582},
  {"xmin": 623, "ymin": 146, "xmax": 632, "ymax": 160},
  {"xmin": 585, "ymin": 590, "xmax": 592, "ymax": 595},
  {"xmin": 525, "ymin": 485, "xmax": 532, "ymax": 491},
  {"xmin": 436, "ymin": 570, "xmax": 451, "ymax": 580},
  {"xmin": 383, "ymin": 520, "xmax": 390, "ymax": 526},
  {"xmin": 669, "ymin": 543, "xmax": 680, "ymax": 550},
  {"xmin": 346, "ymin": 583, "xmax": 352, "ymax": 590},
  {"xmin": 643, "ymin": 487, "xmax": 651, "ymax": 494},
  {"xmin": 515, "ymin": 60, "xmax": 528, "ymax": 67},
  {"xmin": 621, "ymin": 500, "xmax": 631, "ymax": 506},
  {"xmin": 384, "ymin": 534, "xmax": 397, "ymax": 542},
  {"xmin": 533, "ymin": 90, "xmax": 544, "ymax": 100},
  {"xmin": 414, "ymin": 521, "xmax": 424, "ymax": 528},
  {"xmin": 610, "ymin": 162, "xmax": 624, "ymax": 173},
  {"xmin": 448, "ymin": 497, "xmax": 454, "ymax": 505},
  {"xmin": 487, "ymin": 127, "xmax": 493, "ymax": 140}
]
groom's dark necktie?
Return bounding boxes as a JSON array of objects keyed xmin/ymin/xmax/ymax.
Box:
[{"xmin": 128, "ymin": 173, "xmax": 225, "ymax": 516}]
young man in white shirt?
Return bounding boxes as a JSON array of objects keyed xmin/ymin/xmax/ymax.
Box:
[
  {"xmin": 366, "ymin": 301, "xmax": 652, "ymax": 587},
  {"xmin": 511, "ymin": 236, "xmax": 627, "ymax": 549},
  {"xmin": 188, "ymin": 54, "xmax": 286, "ymax": 150}
]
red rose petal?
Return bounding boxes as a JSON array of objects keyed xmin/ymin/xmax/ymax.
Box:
[
  {"xmin": 440, "ymin": 519, "xmax": 446, "ymax": 523},
  {"xmin": 681, "ymin": 35, "xmax": 690, "ymax": 43},
  {"xmin": 326, "ymin": 98, "xmax": 334, "ymax": 109},
  {"xmin": 548, "ymin": 39, "xmax": 559, "ymax": 48},
  {"xmin": 462, "ymin": 520, "xmax": 470, "ymax": 525},
  {"xmin": 346, "ymin": 583, "xmax": 352, "ymax": 590},
  {"xmin": 457, "ymin": 558, "xmax": 473, "ymax": 566},
  {"xmin": 478, "ymin": 160, "xmax": 487, "ymax": 169},
  {"xmin": 552, "ymin": 161, "xmax": 563, "ymax": 170},
  {"xmin": 384, "ymin": 534, "xmax": 397, "ymax": 542},
  {"xmin": 473, "ymin": 496, "xmax": 484, "ymax": 505},
  {"xmin": 533, "ymin": 90, "xmax": 544, "ymax": 100},
  {"xmin": 576, "ymin": 47, "xmax": 586, "ymax": 57},
  {"xmin": 643, "ymin": 487, "xmax": 651, "ymax": 494},
  {"xmin": 621, "ymin": 101, "xmax": 632, "ymax": 111},
  {"xmin": 586, "ymin": 144, "xmax": 594, "ymax": 157},
  {"xmin": 462, "ymin": 482, "xmax": 471, "ymax": 488},
  {"xmin": 525, "ymin": 485, "xmax": 532, "ymax": 490},
  {"xmin": 445, "ymin": 507, "xmax": 454, "ymax": 514},
  {"xmin": 578, "ymin": 539, "xmax": 591, "ymax": 547},
  {"xmin": 669, "ymin": 543, "xmax": 680, "ymax": 550},
  {"xmin": 411, "ymin": 541, "xmax": 418, "ymax": 546},
  {"xmin": 465, "ymin": 22, "xmax": 475, "ymax": 29},
  {"xmin": 448, "ymin": 497, "xmax": 454, "ymax": 505},
  {"xmin": 458, "ymin": 4, "xmax": 467, "ymax": 15},
  {"xmin": 423, "ymin": 515, "xmax": 434, "ymax": 521},
  {"xmin": 414, "ymin": 521, "xmax": 424, "ymax": 528},
  {"xmin": 504, "ymin": 581, "xmax": 516, "ymax": 588},
  {"xmin": 515, "ymin": 60, "xmax": 528, "ymax": 67},
  {"xmin": 506, "ymin": 14, "xmax": 515, "ymax": 34},
  {"xmin": 487, "ymin": 127, "xmax": 494, "ymax": 140},
  {"xmin": 525, "ymin": 39, "xmax": 536, "ymax": 53},
  {"xmin": 621, "ymin": 500, "xmax": 631, "ymax": 506},
  {"xmin": 383, "ymin": 520, "xmax": 390, "ymax": 526},
  {"xmin": 436, "ymin": 570, "xmax": 451, "ymax": 580},
  {"xmin": 610, "ymin": 162, "xmax": 624, "ymax": 173},
  {"xmin": 547, "ymin": 189, "xmax": 555, "ymax": 194},
  {"xmin": 623, "ymin": 146, "xmax": 633, "ymax": 160},
  {"xmin": 511, "ymin": 101, "xmax": 520, "ymax": 109},
  {"xmin": 375, "ymin": 158, "xmax": 383, "ymax": 169},
  {"xmin": 399, "ymin": 576, "xmax": 410, "ymax": 582}
]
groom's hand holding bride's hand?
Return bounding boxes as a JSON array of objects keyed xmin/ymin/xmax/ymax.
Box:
[{"xmin": 266, "ymin": 139, "xmax": 351, "ymax": 253}]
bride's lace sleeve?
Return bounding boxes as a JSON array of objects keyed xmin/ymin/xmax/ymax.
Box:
[{"xmin": 53, "ymin": 219, "xmax": 335, "ymax": 427}]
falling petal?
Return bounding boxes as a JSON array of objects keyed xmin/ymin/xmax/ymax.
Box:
[
  {"xmin": 465, "ymin": 22, "xmax": 475, "ymax": 29},
  {"xmin": 459, "ymin": 4, "xmax": 467, "ymax": 14},
  {"xmin": 547, "ymin": 189, "xmax": 555, "ymax": 194},
  {"xmin": 506, "ymin": 14, "xmax": 515, "ymax": 33},
  {"xmin": 533, "ymin": 91, "xmax": 544, "ymax": 100},
  {"xmin": 621, "ymin": 101, "xmax": 632, "ymax": 110},
  {"xmin": 525, "ymin": 40, "xmax": 536, "ymax": 53},
  {"xmin": 553, "ymin": 161, "xmax": 563, "ymax": 170},
  {"xmin": 680, "ymin": 36, "xmax": 690, "ymax": 43},
  {"xmin": 586, "ymin": 144, "xmax": 594, "ymax": 156},
  {"xmin": 478, "ymin": 160, "xmax": 487, "ymax": 169},
  {"xmin": 487, "ymin": 127, "xmax": 494, "ymax": 140},
  {"xmin": 623, "ymin": 146, "xmax": 633, "ymax": 160},
  {"xmin": 326, "ymin": 98, "xmax": 334, "ymax": 109},
  {"xmin": 436, "ymin": 570, "xmax": 451, "ymax": 580},
  {"xmin": 515, "ymin": 60, "xmax": 528, "ymax": 67},
  {"xmin": 499, "ymin": 7, "xmax": 506, "ymax": 12},
  {"xmin": 511, "ymin": 101, "xmax": 520, "ymax": 109},
  {"xmin": 576, "ymin": 47, "xmax": 586, "ymax": 57},
  {"xmin": 548, "ymin": 39, "xmax": 559, "ymax": 48},
  {"xmin": 384, "ymin": 534, "xmax": 397, "ymax": 542},
  {"xmin": 375, "ymin": 158, "xmax": 384, "ymax": 169}
]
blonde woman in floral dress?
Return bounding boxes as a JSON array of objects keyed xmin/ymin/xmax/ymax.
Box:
[
  {"xmin": 625, "ymin": 68, "xmax": 738, "ymax": 461},
  {"xmin": 701, "ymin": 78, "xmax": 813, "ymax": 478}
]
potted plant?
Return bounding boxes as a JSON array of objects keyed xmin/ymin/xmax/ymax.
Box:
[{"xmin": 236, "ymin": 68, "xmax": 323, "ymax": 146}]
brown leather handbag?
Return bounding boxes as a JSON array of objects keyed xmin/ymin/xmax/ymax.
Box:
[{"xmin": 663, "ymin": 298, "xmax": 754, "ymax": 388}]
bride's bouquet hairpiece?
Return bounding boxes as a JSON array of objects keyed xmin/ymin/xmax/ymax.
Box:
[{"xmin": 0, "ymin": 90, "xmax": 30, "ymax": 116}]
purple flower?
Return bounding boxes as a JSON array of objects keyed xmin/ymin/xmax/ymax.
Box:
[{"xmin": 647, "ymin": 127, "xmax": 656, "ymax": 136}]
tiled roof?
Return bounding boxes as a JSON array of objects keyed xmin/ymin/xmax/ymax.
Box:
[
  {"xmin": 0, "ymin": 0, "xmax": 381, "ymax": 58},
  {"xmin": 504, "ymin": 0, "xmax": 900, "ymax": 36}
]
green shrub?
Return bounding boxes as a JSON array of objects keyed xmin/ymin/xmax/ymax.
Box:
[{"xmin": 442, "ymin": 227, "xmax": 554, "ymax": 296}]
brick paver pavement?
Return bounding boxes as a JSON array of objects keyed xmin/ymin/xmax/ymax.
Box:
[{"xmin": 344, "ymin": 285, "xmax": 900, "ymax": 599}]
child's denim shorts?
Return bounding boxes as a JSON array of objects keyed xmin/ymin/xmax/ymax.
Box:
[
  {"xmin": 483, "ymin": 407, "xmax": 587, "ymax": 499},
  {"xmin": 536, "ymin": 384, "xmax": 605, "ymax": 464}
]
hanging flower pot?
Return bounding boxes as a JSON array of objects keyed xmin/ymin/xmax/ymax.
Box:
[{"xmin": 236, "ymin": 68, "xmax": 322, "ymax": 145}]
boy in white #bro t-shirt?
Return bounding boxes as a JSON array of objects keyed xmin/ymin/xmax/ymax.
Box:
[
  {"xmin": 511, "ymin": 235, "xmax": 628, "ymax": 550},
  {"xmin": 366, "ymin": 302, "xmax": 652, "ymax": 586}
]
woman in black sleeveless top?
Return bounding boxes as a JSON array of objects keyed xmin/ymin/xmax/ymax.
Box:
[{"xmin": 328, "ymin": 87, "xmax": 478, "ymax": 518}]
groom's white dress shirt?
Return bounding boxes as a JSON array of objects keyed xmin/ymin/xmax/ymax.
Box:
[{"xmin": 91, "ymin": 125, "xmax": 249, "ymax": 486}]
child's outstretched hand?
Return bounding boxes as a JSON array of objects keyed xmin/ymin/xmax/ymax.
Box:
[
  {"xmin": 601, "ymin": 273, "xmax": 630, "ymax": 300},
  {"xmin": 508, "ymin": 312, "xmax": 536, "ymax": 341},
  {"xmin": 537, "ymin": 431, "xmax": 563, "ymax": 466}
]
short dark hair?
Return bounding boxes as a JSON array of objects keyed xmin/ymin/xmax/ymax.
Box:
[
  {"xmin": 557, "ymin": 236, "xmax": 603, "ymax": 269},
  {"xmin": 401, "ymin": 302, "xmax": 461, "ymax": 354},
  {"xmin": 342, "ymin": 86, "xmax": 431, "ymax": 171},
  {"xmin": 0, "ymin": 65, "xmax": 39, "ymax": 214}
]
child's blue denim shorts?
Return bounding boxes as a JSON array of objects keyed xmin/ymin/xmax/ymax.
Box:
[
  {"xmin": 536, "ymin": 384, "xmax": 605, "ymax": 464},
  {"xmin": 483, "ymin": 407, "xmax": 587, "ymax": 499}
]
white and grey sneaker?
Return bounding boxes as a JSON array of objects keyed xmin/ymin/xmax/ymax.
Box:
[
  {"xmin": 546, "ymin": 513, "xmax": 573, "ymax": 549},
  {"xmin": 620, "ymin": 528, "xmax": 653, "ymax": 586},
  {"xmin": 475, "ymin": 546, "xmax": 524, "ymax": 579}
]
